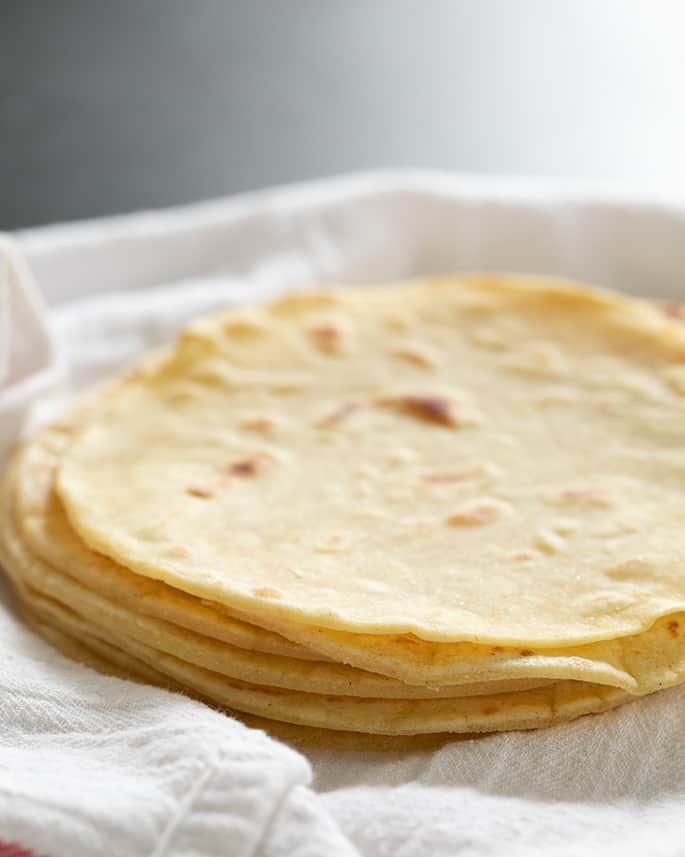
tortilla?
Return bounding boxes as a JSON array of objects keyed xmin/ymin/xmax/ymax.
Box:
[{"xmin": 55, "ymin": 276, "xmax": 685, "ymax": 645}]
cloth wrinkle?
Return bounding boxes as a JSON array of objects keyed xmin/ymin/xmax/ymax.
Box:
[{"xmin": 149, "ymin": 749, "xmax": 216, "ymax": 857}]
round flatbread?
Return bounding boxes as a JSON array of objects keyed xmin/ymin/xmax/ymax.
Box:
[{"xmin": 55, "ymin": 276, "xmax": 685, "ymax": 645}]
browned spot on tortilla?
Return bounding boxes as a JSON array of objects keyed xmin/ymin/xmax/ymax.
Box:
[
  {"xmin": 667, "ymin": 620, "xmax": 680, "ymax": 638},
  {"xmin": 377, "ymin": 394, "xmax": 460, "ymax": 427},
  {"xmin": 231, "ymin": 460, "xmax": 259, "ymax": 476},
  {"xmin": 513, "ymin": 550, "xmax": 538, "ymax": 562},
  {"xmin": 447, "ymin": 501, "xmax": 508, "ymax": 527},
  {"xmin": 482, "ymin": 705, "xmax": 498, "ymax": 715},
  {"xmin": 308, "ymin": 323, "xmax": 343, "ymax": 354},
  {"xmin": 519, "ymin": 649, "xmax": 534, "ymax": 657},
  {"xmin": 391, "ymin": 347, "xmax": 436, "ymax": 369},
  {"xmin": 559, "ymin": 487, "xmax": 609, "ymax": 507},
  {"xmin": 228, "ymin": 453, "xmax": 273, "ymax": 477},
  {"xmin": 317, "ymin": 401, "xmax": 362, "ymax": 428},
  {"xmin": 253, "ymin": 586, "xmax": 282, "ymax": 599},
  {"xmin": 166, "ymin": 545, "xmax": 191, "ymax": 558},
  {"xmin": 656, "ymin": 301, "xmax": 685, "ymax": 320},
  {"xmin": 186, "ymin": 484, "xmax": 215, "ymax": 499},
  {"xmin": 240, "ymin": 417, "xmax": 274, "ymax": 433}
]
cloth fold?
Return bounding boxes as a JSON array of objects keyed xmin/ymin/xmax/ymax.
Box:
[
  {"xmin": 3, "ymin": 171, "xmax": 685, "ymax": 857},
  {"xmin": 0, "ymin": 600, "xmax": 357, "ymax": 857}
]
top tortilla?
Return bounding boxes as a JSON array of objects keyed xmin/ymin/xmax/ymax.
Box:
[{"xmin": 55, "ymin": 275, "xmax": 685, "ymax": 646}]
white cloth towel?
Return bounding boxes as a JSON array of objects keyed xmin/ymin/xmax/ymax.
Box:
[{"xmin": 2, "ymin": 171, "xmax": 685, "ymax": 857}]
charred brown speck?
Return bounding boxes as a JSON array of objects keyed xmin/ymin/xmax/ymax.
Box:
[
  {"xmin": 656, "ymin": 301, "xmax": 685, "ymax": 320},
  {"xmin": 377, "ymin": 394, "xmax": 459, "ymax": 427},
  {"xmin": 308, "ymin": 323, "xmax": 343, "ymax": 354},
  {"xmin": 240, "ymin": 417, "xmax": 274, "ymax": 433},
  {"xmin": 390, "ymin": 347, "xmax": 436, "ymax": 369},
  {"xmin": 186, "ymin": 484, "xmax": 215, "ymax": 499},
  {"xmin": 317, "ymin": 401, "xmax": 362, "ymax": 428},
  {"xmin": 228, "ymin": 452, "xmax": 273, "ymax": 477}
]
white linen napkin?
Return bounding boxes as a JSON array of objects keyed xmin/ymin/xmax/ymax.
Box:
[
  {"xmin": 3, "ymin": 171, "xmax": 685, "ymax": 857},
  {"xmin": 0, "ymin": 601, "xmax": 356, "ymax": 857}
]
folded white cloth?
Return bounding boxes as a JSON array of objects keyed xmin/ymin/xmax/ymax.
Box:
[
  {"xmin": 3, "ymin": 171, "xmax": 685, "ymax": 857},
  {"xmin": 0, "ymin": 602, "xmax": 356, "ymax": 857}
]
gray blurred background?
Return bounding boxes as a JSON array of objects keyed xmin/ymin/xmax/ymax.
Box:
[{"xmin": 2, "ymin": 0, "xmax": 685, "ymax": 229}]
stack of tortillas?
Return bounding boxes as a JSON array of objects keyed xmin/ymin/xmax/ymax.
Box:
[{"xmin": 4, "ymin": 274, "xmax": 685, "ymax": 741}]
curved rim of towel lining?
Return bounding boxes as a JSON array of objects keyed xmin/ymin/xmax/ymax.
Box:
[{"xmin": 0, "ymin": 235, "xmax": 61, "ymax": 415}]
